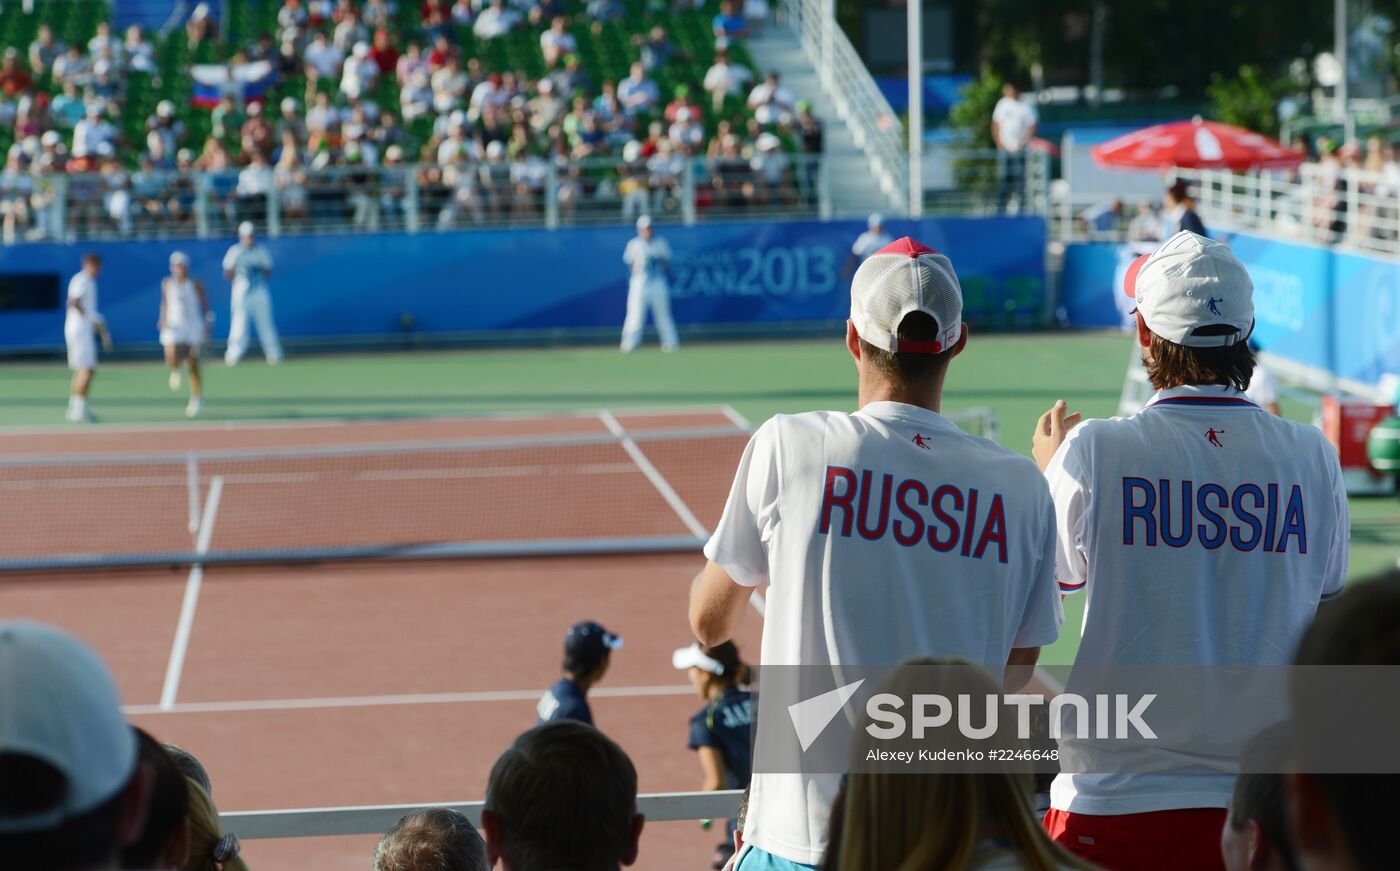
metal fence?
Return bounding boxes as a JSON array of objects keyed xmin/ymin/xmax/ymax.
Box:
[
  {"xmin": 1174, "ymin": 163, "xmax": 1400, "ymax": 257},
  {"xmin": 921, "ymin": 148, "xmax": 1052, "ymax": 218},
  {"xmin": 0, "ymin": 154, "xmax": 829, "ymax": 243}
]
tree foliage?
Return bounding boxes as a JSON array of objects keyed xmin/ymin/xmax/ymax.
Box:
[
  {"xmin": 1207, "ymin": 65, "xmax": 1287, "ymax": 137},
  {"xmin": 948, "ymin": 65, "xmax": 1003, "ymax": 148}
]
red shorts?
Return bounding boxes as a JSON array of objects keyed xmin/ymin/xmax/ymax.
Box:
[{"xmin": 1044, "ymin": 807, "xmax": 1227, "ymax": 871}]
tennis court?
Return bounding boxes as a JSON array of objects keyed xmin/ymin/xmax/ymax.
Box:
[{"xmin": 1, "ymin": 333, "xmax": 1395, "ymax": 870}]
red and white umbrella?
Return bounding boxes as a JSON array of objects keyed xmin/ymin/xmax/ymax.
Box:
[{"xmin": 1090, "ymin": 117, "xmax": 1302, "ymax": 172}]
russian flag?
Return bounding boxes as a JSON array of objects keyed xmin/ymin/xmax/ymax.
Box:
[{"xmin": 191, "ymin": 60, "xmax": 277, "ymax": 108}]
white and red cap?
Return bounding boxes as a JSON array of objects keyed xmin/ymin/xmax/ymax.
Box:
[
  {"xmin": 850, "ymin": 237, "xmax": 962, "ymax": 354},
  {"xmin": 0, "ymin": 621, "xmax": 136, "ymax": 833},
  {"xmin": 1124, "ymin": 230, "xmax": 1254, "ymax": 348}
]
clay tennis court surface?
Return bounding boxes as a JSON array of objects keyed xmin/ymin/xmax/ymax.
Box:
[{"xmin": 0, "ymin": 408, "xmax": 765, "ymax": 870}]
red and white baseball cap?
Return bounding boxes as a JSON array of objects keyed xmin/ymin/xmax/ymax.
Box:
[
  {"xmin": 850, "ymin": 237, "xmax": 962, "ymax": 354},
  {"xmin": 1124, "ymin": 230, "xmax": 1254, "ymax": 347}
]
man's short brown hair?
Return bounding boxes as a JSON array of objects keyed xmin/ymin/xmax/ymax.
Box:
[
  {"xmin": 857, "ymin": 311, "xmax": 957, "ymax": 385},
  {"xmin": 373, "ymin": 808, "xmax": 487, "ymax": 871},
  {"xmin": 1144, "ymin": 330, "xmax": 1255, "ymax": 392},
  {"xmin": 484, "ymin": 721, "xmax": 637, "ymax": 871}
]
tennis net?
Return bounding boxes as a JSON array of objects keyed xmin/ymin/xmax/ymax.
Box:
[{"xmin": 0, "ymin": 408, "xmax": 1000, "ymax": 572}]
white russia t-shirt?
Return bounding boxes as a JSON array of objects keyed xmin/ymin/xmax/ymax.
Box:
[
  {"xmin": 705, "ymin": 401, "xmax": 1063, "ymax": 864},
  {"xmin": 1044, "ymin": 384, "xmax": 1349, "ymax": 815}
]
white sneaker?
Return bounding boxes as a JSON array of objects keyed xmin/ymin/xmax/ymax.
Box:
[
  {"xmin": 169, "ymin": 370, "xmax": 182, "ymax": 391},
  {"xmin": 65, "ymin": 407, "xmax": 79, "ymax": 423},
  {"xmin": 185, "ymin": 397, "xmax": 202, "ymax": 418}
]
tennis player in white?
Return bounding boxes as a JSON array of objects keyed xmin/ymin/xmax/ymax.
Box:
[
  {"xmin": 1033, "ymin": 231, "xmax": 1349, "ymax": 871},
  {"xmin": 841, "ymin": 212, "xmax": 893, "ymax": 279},
  {"xmin": 691, "ymin": 237, "xmax": 1063, "ymax": 871},
  {"xmin": 620, "ymin": 215, "xmax": 679, "ymax": 353},
  {"xmin": 64, "ymin": 252, "xmax": 108, "ymax": 423},
  {"xmin": 159, "ymin": 251, "xmax": 210, "ymax": 418},
  {"xmin": 223, "ymin": 221, "xmax": 283, "ymax": 366}
]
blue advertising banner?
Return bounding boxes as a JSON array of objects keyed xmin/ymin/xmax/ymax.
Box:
[
  {"xmin": 1060, "ymin": 233, "xmax": 1400, "ymax": 387},
  {"xmin": 0, "ymin": 217, "xmax": 1046, "ymax": 352}
]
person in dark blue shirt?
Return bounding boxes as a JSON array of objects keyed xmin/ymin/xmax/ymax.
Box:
[
  {"xmin": 536, "ymin": 620, "xmax": 622, "ymax": 727},
  {"xmin": 711, "ymin": 0, "xmax": 748, "ymax": 40},
  {"xmin": 674, "ymin": 640, "xmax": 752, "ymax": 868}
]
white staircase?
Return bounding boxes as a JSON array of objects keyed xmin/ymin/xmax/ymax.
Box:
[{"xmin": 747, "ymin": 24, "xmax": 903, "ymax": 217}]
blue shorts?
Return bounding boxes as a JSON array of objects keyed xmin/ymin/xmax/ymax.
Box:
[{"xmin": 735, "ymin": 845, "xmax": 821, "ymax": 871}]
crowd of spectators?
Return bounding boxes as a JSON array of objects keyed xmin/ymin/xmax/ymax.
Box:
[{"xmin": 0, "ymin": 0, "xmax": 826, "ymax": 242}]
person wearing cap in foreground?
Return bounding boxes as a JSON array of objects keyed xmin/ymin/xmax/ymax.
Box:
[
  {"xmin": 537, "ymin": 620, "xmax": 623, "ymax": 727},
  {"xmin": 1032, "ymin": 230, "xmax": 1348, "ymax": 871},
  {"xmin": 674, "ymin": 641, "xmax": 752, "ymax": 870},
  {"xmin": 620, "ymin": 215, "xmax": 679, "ymax": 353},
  {"xmin": 160, "ymin": 250, "xmax": 211, "ymax": 418},
  {"xmin": 0, "ymin": 621, "xmax": 154, "ymax": 869},
  {"xmin": 689, "ymin": 237, "xmax": 1063, "ymax": 870},
  {"xmin": 222, "ymin": 220, "xmax": 283, "ymax": 366},
  {"xmin": 841, "ymin": 212, "xmax": 892, "ymax": 280}
]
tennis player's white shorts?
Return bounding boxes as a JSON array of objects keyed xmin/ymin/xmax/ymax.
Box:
[
  {"xmin": 65, "ymin": 323, "xmax": 96, "ymax": 371},
  {"xmin": 160, "ymin": 322, "xmax": 204, "ymax": 350}
]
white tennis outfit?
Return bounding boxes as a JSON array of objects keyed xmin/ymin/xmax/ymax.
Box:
[
  {"xmin": 620, "ymin": 234, "xmax": 678, "ymax": 352},
  {"xmin": 706, "ymin": 402, "xmax": 1063, "ymax": 865},
  {"xmin": 222, "ymin": 242, "xmax": 283, "ymax": 365},
  {"xmin": 64, "ymin": 271, "xmax": 99, "ymax": 371},
  {"xmin": 160, "ymin": 277, "xmax": 204, "ymax": 348},
  {"xmin": 1044, "ymin": 384, "xmax": 1349, "ymax": 816},
  {"xmin": 850, "ymin": 229, "xmax": 893, "ymax": 262}
]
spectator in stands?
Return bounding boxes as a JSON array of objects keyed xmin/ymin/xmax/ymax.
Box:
[
  {"xmin": 397, "ymin": 42, "xmax": 428, "ymax": 88},
  {"xmin": 664, "ymin": 84, "xmax": 701, "ymax": 123},
  {"xmin": 369, "ymin": 27, "xmax": 400, "ymax": 76},
  {"xmin": 305, "ymin": 30, "xmax": 347, "ymax": 94},
  {"xmin": 0, "ymin": 151, "xmax": 32, "ymax": 243},
  {"xmin": 1220, "ymin": 723, "xmax": 1297, "ymax": 871},
  {"xmin": 184, "ymin": 778, "xmax": 246, "ymax": 871},
  {"xmin": 274, "ymin": 132, "xmax": 311, "ymax": 222},
  {"xmin": 541, "ymin": 16, "xmax": 577, "ymax": 68},
  {"xmin": 74, "ymin": 105, "xmax": 118, "ymax": 158},
  {"xmin": 475, "ymin": 0, "xmax": 522, "ymax": 40},
  {"xmin": 0, "ymin": 49, "xmax": 32, "ymax": 98},
  {"xmin": 526, "ymin": 79, "xmax": 565, "ymax": 134},
  {"xmin": 124, "ymin": 25, "xmax": 155, "ymax": 74},
  {"xmin": 713, "ymin": 0, "xmax": 749, "ymax": 39},
  {"xmin": 146, "ymin": 100, "xmax": 185, "ymax": 160},
  {"xmin": 586, "ymin": 0, "xmax": 626, "ymax": 23},
  {"xmin": 236, "ymin": 151, "xmax": 275, "ymax": 223},
  {"xmin": 536, "ymin": 621, "xmax": 622, "ymax": 726},
  {"xmin": 749, "ymin": 132, "xmax": 791, "ymax": 205},
  {"xmin": 1286, "ymin": 571, "xmax": 1400, "ymax": 871},
  {"xmin": 279, "ymin": 0, "xmax": 309, "ymax": 43},
  {"xmin": 551, "ymin": 53, "xmax": 592, "ymax": 101},
  {"xmin": 187, "ymin": 3, "xmax": 218, "ymax": 46},
  {"xmin": 591, "ymin": 83, "xmax": 630, "ymax": 144},
  {"xmin": 635, "ymin": 25, "xmax": 678, "ymax": 73},
  {"xmin": 433, "ymin": 56, "xmax": 470, "ymax": 113},
  {"xmin": 120, "ymin": 730, "xmax": 192, "ymax": 870},
  {"xmin": 0, "ymin": 621, "xmax": 154, "ymax": 871},
  {"xmin": 363, "ymin": 0, "xmax": 393, "ymax": 28},
  {"xmin": 52, "ymin": 80, "xmax": 85, "ymax": 129},
  {"xmin": 211, "ymin": 95, "xmax": 245, "ymax": 142},
  {"xmin": 618, "ymin": 62, "xmax": 659, "ymax": 117},
  {"xmin": 401, "ymin": 70, "xmax": 433, "ymax": 120},
  {"xmin": 826, "ymin": 659, "xmax": 1092, "ymax": 871},
  {"xmin": 747, "ymin": 70, "xmax": 795, "ymax": 125},
  {"xmin": 98, "ymin": 145, "xmax": 132, "ymax": 235},
  {"xmin": 333, "ymin": 6, "xmax": 369, "ymax": 51},
  {"xmin": 342, "ymin": 40, "xmax": 380, "ymax": 99},
  {"xmin": 306, "ymin": 90, "xmax": 340, "ymax": 135},
  {"xmin": 374, "ymin": 808, "xmax": 487, "ymax": 871},
  {"xmin": 87, "ymin": 21, "xmax": 120, "ymax": 61},
  {"xmin": 241, "ymin": 102, "xmax": 276, "ymax": 159},
  {"xmin": 28, "ymin": 24, "xmax": 62, "ymax": 76},
  {"xmin": 470, "ymin": 72, "xmax": 508, "ymax": 118},
  {"xmin": 1127, "ymin": 200, "xmax": 1163, "ymax": 246},
  {"xmin": 481, "ymin": 721, "xmax": 644, "ymax": 871},
  {"xmin": 1163, "ymin": 179, "xmax": 1207, "ymax": 239},
  {"xmin": 703, "ymin": 48, "xmax": 753, "ymax": 113},
  {"xmin": 427, "ymin": 33, "xmax": 457, "ymax": 71},
  {"xmin": 277, "ymin": 96, "xmax": 307, "ymax": 143},
  {"xmin": 668, "ymin": 106, "xmax": 704, "ymax": 153},
  {"xmin": 52, "ymin": 44, "xmax": 90, "ymax": 87}
]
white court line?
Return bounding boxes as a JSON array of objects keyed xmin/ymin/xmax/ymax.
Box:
[
  {"xmin": 0, "ymin": 405, "xmax": 746, "ymax": 437},
  {"xmin": 720, "ymin": 405, "xmax": 753, "ymax": 430},
  {"xmin": 127, "ymin": 683, "xmax": 695, "ymax": 716},
  {"xmin": 598, "ymin": 410, "xmax": 766, "ymax": 618},
  {"xmin": 158, "ymin": 476, "xmax": 224, "ymax": 711},
  {"xmin": 597, "ymin": 410, "xmax": 709, "ymax": 540}
]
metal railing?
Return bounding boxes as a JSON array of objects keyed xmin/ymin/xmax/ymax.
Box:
[
  {"xmin": 1172, "ymin": 162, "xmax": 1400, "ymax": 257},
  {"xmin": 921, "ymin": 148, "xmax": 1052, "ymax": 218},
  {"xmin": 223, "ymin": 790, "xmax": 743, "ymax": 840},
  {"xmin": 781, "ymin": 0, "xmax": 906, "ymax": 213},
  {"xmin": 0, "ymin": 154, "xmax": 829, "ymax": 243}
]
